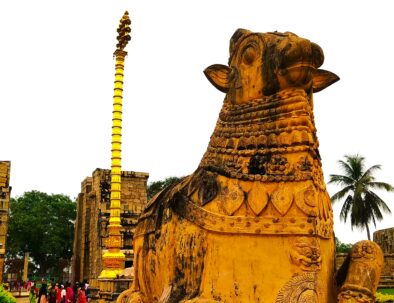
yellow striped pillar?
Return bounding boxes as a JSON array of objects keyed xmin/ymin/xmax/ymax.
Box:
[{"xmin": 99, "ymin": 11, "xmax": 131, "ymax": 279}]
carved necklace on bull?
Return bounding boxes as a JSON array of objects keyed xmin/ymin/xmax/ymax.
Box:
[{"xmin": 198, "ymin": 30, "xmax": 338, "ymax": 191}]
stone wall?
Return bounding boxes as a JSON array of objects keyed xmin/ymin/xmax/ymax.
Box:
[
  {"xmin": 0, "ymin": 161, "xmax": 11, "ymax": 284},
  {"xmin": 335, "ymin": 253, "xmax": 348, "ymax": 272},
  {"xmin": 71, "ymin": 168, "xmax": 149, "ymax": 284},
  {"xmin": 374, "ymin": 228, "xmax": 394, "ymax": 277},
  {"xmin": 374, "ymin": 228, "xmax": 394, "ymax": 254}
]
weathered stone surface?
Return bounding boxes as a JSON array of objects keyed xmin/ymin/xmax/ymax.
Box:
[
  {"xmin": 337, "ymin": 241, "xmax": 384, "ymax": 303},
  {"xmin": 336, "ymin": 228, "xmax": 394, "ymax": 288},
  {"xmin": 374, "ymin": 228, "xmax": 394, "ymax": 254},
  {"xmin": 71, "ymin": 168, "xmax": 148, "ymax": 284},
  {"xmin": 375, "ymin": 228, "xmax": 394, "ymax": 287},
  {"xmin": 0, "ymin": 161, "xmax": 11, "ymax": 284}
]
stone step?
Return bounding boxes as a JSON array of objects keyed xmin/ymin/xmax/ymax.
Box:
[{"xmin": 378, "ymin": 281, "xmax": 394, "ymax": 288}]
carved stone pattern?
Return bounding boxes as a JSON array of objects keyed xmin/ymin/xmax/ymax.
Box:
[
  {"xmin": 275, "ymin": 272, "xmax": 318, "ymax": 303},
  {"xmin": 136, "ymin": 186, "xmax": 333, "ymax": 238},
  {"xmin": 373, "ymin": 227, "xmax": 394, "ymax": 254},
  {"xmin": 103, "ymin": 257, "xmax": 124, "ymax": 269},
  {"xmin": 351, "ymin": 241, "xmax": 378, "ymax": 261},
  {"xmin": 290, "ymin": 237, "xmax": 322, "ymax": 271},
  {"xmin": 100, "ymin": 179, "xmax": 111, "ymax": 203},
  {"xmin": 271, "ymin": 185, "xmax": 294, "ymax": 216},
  {"xmin": 337, "ymin": 285, "xmax": 374, "ymax": 303},
  {"xmin": 219, "ymin": 179, "xmax": 245, "ymax": 215},
  {"xmin": 295, "ymin": 187, "xmax": 318, "ymax": 217},
  {"xmin": 199, "ymin": 88, "xmax": 325, "ymax": 188},
  {"xmin": 138, "ymin": 194, "xmax": 331, "ymax": 237}
]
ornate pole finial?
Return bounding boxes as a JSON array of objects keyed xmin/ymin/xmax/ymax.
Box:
[
  {"xmin": 99, "ymin": 11, "xmax": 131, "ymax": 279},
  {"xmin": 115, "ymin": 11, "xmax": 131, "ymax": 54}
]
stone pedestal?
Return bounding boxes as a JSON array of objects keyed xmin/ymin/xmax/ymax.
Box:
[{"xmin": 89, "ymin": 278, "xmax": 132, "ymax": 303}]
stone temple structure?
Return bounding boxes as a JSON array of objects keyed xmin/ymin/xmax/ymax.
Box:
[
  {"xmin": 374, "ymin": 227, "xmax": 394, "ymax": 256},
  {"xmin": 0, "ymin": 161, "xmax": 11, "ymax": 284},
  {"xmin": 71, "ymin": 168, "xmax": 148, "ymax": 284},
  {"xmin": 374, "ymin": 228, "xmax": 394, "ymax": 287}
]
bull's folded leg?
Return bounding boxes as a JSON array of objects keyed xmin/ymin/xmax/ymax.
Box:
[{"xmin": 337, "ymin": 240, "xmax": 384, "ymax": 303}]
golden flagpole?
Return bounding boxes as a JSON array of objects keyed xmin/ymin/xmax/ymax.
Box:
[{"xmin": 99, "ymin": 11, "xmax": 131, "ymax": 279}]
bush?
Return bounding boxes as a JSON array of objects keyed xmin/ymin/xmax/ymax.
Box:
[
  {"xmin": 376, "ymin": 291, "xmax": 394, "ymax": 303},
  {"xmin": 0, "ymin": 285, "xmax": 16, "ymax": 303}
]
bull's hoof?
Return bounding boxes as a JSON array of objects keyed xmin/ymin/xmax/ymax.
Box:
[{"xmin": 116, "ymin": 290, "xmax": 145, "ymax": 303}]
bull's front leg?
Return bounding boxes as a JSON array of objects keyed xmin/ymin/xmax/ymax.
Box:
[{"xmin": 337, "ymin": 240, "xmax": 384, "ymax": 303}]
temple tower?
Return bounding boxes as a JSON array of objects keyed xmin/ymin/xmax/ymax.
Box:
[{"xmin": 0, "ymin": 161, "xmax": 11, "ymax": 283}]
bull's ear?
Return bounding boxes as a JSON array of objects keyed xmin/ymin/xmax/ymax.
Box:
[
  {"xmin": 312, "ymin": 69, "xmax": 340, "ymax": 93},
  {"xmin": 204, "ymin": 64, "xmax": 232, "ymax": 93}
]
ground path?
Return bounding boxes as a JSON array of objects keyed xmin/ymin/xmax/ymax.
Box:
[{"xmin": 15, "ymin": 296, "xmax": 29, "ymax": 303}]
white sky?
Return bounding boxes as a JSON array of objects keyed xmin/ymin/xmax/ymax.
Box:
[{"xmin": 1, "ymin": 0, "xmax": 393, "ymax": 244}]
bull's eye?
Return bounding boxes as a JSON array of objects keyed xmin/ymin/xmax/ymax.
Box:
[{"xmin": 242, "ymin": 46, "xmax": 257, "ymax": 65}]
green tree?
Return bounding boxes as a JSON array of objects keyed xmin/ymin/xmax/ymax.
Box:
[
  {"xmin": 329, "ymin": 154, "xmax": 394, "ymax": 240},
  {"xmin": 335, "ymin": 237, "xmax": 352, "ymax": 253},
  {"xmin": 6, "ymin": 191, "xmax": 76, "ymax": 278},
  {"xmin": 147, "ymin": 176, "xmax": 182, "ymax": 200}
]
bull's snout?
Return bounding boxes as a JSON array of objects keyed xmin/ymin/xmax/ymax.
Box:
[{"xmin": 279, "ymin": 39, "xmax": 324, "ymax": 70}]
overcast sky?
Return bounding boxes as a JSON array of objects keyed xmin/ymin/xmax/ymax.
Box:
[{"xmin": 1, "ymin": 0, "xmax": 393, "ymax": 243}]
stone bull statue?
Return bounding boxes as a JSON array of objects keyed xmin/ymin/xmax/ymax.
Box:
[{"xmin": 118, "ymin": 29, "xmax": 384, "ymax": 303}]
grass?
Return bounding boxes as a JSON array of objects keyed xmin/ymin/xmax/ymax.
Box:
[
  {"xmin": 379, "ymin": 289, "xmax": 394, "ymax": 295},
  {"xmin": 376, "ymin": 289, "xmax": 394, "ymax": 303}
]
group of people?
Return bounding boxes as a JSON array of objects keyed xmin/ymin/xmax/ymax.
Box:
[{"xmin": 29, "ymin": 282, "xmax": 88, "ymax": 303}]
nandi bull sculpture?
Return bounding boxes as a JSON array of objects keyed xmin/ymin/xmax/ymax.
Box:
[{"xmin": 118, "ymin": 29, "xmax": 383, "ymax": 303}]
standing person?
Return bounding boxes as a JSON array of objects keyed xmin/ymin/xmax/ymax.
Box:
[
  {"xmin": 35, "ymin": 282, "xmax": 39, "ymax": 297},
  {"xmin": 60, "ymin": 285, "xmax": 66, "ymax": 303},
  {"xmin": 77, "ymin": 286, "xmax": 86, "ymax": 303},
  {"xmin": 48, "ymin": 283, "xmax": 57, "ymax": 303},
  {"xmin": 65, "ymin": 282, "xmax": 74, "ymax": 303},
  {"xmin": 29, "ymin": 286, "xmax": 36, "ymax": 303},
  {"xmin": 83, "ymin": 280, "xmax": 89, "ymax": 301},
  {"xmin": 38, "ymin": 283, "xmax": 48, "ymax": 303},
  {"xmin": 72, "ymin": 283, "xmax": 79, "ymax": 303},
  {"xmin": 55, "ymin": 284, "xmax": 62, "ymax": 303}
]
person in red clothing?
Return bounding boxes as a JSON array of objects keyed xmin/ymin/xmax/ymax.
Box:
[
  {"xmin": 77, "ymin": 286, "xmax": 86, "ymax": 303},
  {"xmin": 65, "ymin": 283, "xmax": 74, "ymax": 303},
  {"xmin": 60, "ymin": 285, "xmax": 66, "ymax": 303},
  {"xmin": 55, "ymin": 284, "xmax": 62, "ymax": 303}
]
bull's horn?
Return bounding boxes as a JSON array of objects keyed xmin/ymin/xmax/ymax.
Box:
[
  {"xmin": 312, "ymin": 69, "xmax": 340, "ymax": 93},
  {"xmin": 204, "ymin": 64, "xmax": 232, "ymax": 93}
]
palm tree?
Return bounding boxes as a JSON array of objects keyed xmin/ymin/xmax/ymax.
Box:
[{"xmin": 328, "ymin": 154, "xmax": 393, "ymax": 240}]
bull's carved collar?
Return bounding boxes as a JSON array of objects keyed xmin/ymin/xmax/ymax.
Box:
[
  {"xmin": 199, "ymin": 88, "xmax": 325, "ymax": 189},
  {"xmin": 135, "ymin": 191, "xmax": 331, "ymax": 239}
]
